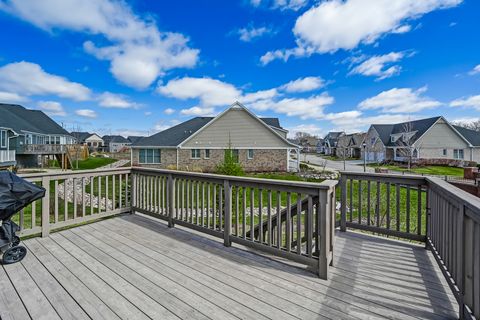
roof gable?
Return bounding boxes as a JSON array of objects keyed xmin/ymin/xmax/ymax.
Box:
[{"xmin": 453, "ymin": 125, "xmax": 480, "ymax": 146}]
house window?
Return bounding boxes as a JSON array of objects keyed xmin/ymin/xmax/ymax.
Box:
[
  {"xmin": 453, "ymin": 149, "xmax": 464, "ymax": 159},
  {"xmin": 139, "ymin": 149, "xmax": 161, "ymax": 164},
  {"xmin": 442, "ymin": 149, "xmax": 447, "ymax": 156},
  {"xmin": 204, "ymin": 149, "xmax": 210, "ymax": 159},
  {"xmin": 247, "ymin": 149, "xmax": 254, "ymax": 159},
  {"xmin": 191, "ymin": 149, "xmax": 201, "ymax": 159},
  {"xmin": 0, "ymin": 130, "xmax": 6, "ymax": 148}
]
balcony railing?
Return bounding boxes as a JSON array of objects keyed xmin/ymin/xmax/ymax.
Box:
[
  {"xmin": 0, "ymin": 149, "xmax": 15, "ymax": 163},
  {"xmin": 17, "ymin": 144, "xmax": 67, "ymax": 154},
  {"xmin": 15, "ymin": 168, "xmax": 479, "ymax": 318},
  {"xmin": 339, "ymin": 171, "xmax": 480, "ymax": 319}
]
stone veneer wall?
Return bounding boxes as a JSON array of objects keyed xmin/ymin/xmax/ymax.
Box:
[{"xmin": 132, "ymin": 148, "xmax": 288, "ymax": 172}]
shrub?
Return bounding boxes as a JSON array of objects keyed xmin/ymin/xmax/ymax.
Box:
[{"xmin": 215, "ymin": 148, "xmax": 244, "ymax": 176}]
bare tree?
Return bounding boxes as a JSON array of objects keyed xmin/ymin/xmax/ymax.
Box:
[
  {"xmin": 394, "ymin": 122, "xmax": 416, "ymax": 170},
  {"xmin": 452, "ymin": 120, "xmax": 480, "ymax": 132}
]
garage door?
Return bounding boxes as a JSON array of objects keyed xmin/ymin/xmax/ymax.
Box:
[{"xmin": 366, "ymin": 152, "xmax": 384, "ymax": 162}]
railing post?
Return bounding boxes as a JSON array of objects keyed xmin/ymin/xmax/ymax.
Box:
[
  {"xmin": 41, "ymin": 176, "xmax": 50, "ymax": 238},
  {"xmin": 318, "ymin": 188, "xmax": 329, "ymax": 279},
  {"xmin": 167, "ymin": 174, "xmax": 175, "ymax": 228},
  {"xmin": 223, "ymin": 179, "xmax": 232, "ymax": 247},
  {"xmin": 131, "ymin": 173, "xmax": 137, "ymax": 211},
  {"xmin": 340, "ymin": 174, "xmax": 347, "ymax": 232}
]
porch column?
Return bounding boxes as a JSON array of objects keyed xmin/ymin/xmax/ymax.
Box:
[{"xmin": 297, "ymin": 148, "xmax": 300, "ymax": 172}]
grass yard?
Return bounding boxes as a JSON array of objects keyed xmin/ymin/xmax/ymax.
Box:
[
  {"xmin": 368, "ymin": 164, "xmax": 464, "ymax": 176},
  {"xmin": 72, "ymin": 157, "xmax": 118, "ymax": 170}
]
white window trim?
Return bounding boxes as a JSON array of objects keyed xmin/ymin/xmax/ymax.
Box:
[
  {"xmin": 204, "ymin": 149, "xmax": 210, "ymax": 159},
  {"xmin": 191, "ymin": 149, "xmax": 201, "ymax": 159},
  {"xmin": 0, "ymin": 130, "xmax": 7, "ymax": 148},
  {"xmin": 247, "ymin": 149, "xmax": 254, "ymax": 160},
  {"xmin": 139, "ymin": 148, "xmax": 161, "ymax": 164}
]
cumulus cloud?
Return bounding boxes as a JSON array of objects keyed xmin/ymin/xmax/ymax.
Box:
[
  {"xmin": 75, "ymin": 109, "xmax": 97, "ymax": 118},
  {"xmin": 358, "ymin": 87, "xmax": 442, "ymax": 113},
  {"xmin": 0, "ymin": 91, "xmax": 27, "ymax": 103},
  {"xmin": 0, "ymin": 0, "xmax": 199, "ymax": 89},
  {"xmin": 180, "ymin": 106, "xmax": 216, "ymax": 116},
  {"xmin": 287, "ymin": 124, "xmax": 324, "ymax": 137},
  {"xmin": 468, "ymin": 64, "xmax": 480, "ymax": 76},
  {"xmin": 327, "ymin": 111, "xmax": 414, "ymax": 132},
  {"xmin": 98, "ymin": 92, "xmax": 139, "ymax": 109},
  {"xmin": 164, "ymin": 108, "xmax": 175, "ymax": 115},
  {"xmin": 261, "ymin": 0, "xmax": 462, "ymax": 64},
  {"xmin": 157, "ymin": 77, "xmax": 241, "ymax": 107},
  {"xmin": 37, "ymin": 101, "xmax": 67, "ymax": 116},
  {"xmin": 0, "ymin": 61, "xmax": 91, "ymax": 100},
  {"xmin": 236, "ymin": 24, "xmax": 274, "ymax": 42},
  {"xmin": 280, "ymin": 76, "xmax": 324, "ymax": 92},
  {"xmin": 349, "ymin": 51, "xmax": 415, "ymax": 80},
  {"xmin": 450, "ymin": 95, "xmax": 480, "ymax": 111}
]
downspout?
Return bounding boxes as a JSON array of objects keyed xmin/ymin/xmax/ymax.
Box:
[
  {"xmin": 176, "ymin": 147, "xmax": 179, "ymax": 169},
  {"xmin": 130, "ymin": 147, "xmax": 133, "ymax": 166}
]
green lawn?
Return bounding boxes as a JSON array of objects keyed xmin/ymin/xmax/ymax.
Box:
[
  {"xmin": 72, "ymin": 157, "xmax": 118, "ymax": 170},
  {"xmin": 368, "ymin": 164, "xmax": 464, "ymax": 176}
]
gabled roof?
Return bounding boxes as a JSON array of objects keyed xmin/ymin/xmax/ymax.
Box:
[
  {"xmin": 0, "ymin": 103, "xmax": 70, "ymax": 135},
  {"xmin": 127, "ymin": 136, "xmax": 145, "ymax": 144},
  {"xmin": 370, "ymin": 124, "xmax": 395, "ymax": 146},
  {"xmin": 103, "ymin": 135, "xmax": 130, "ymax": 144},
  {"xmin": 133, "ymin": 105, "xmax": 290, "ymax": 147},
  {"xmin": 71, "ymin": 131, "xmax": 93, "ymax": 142},
  {"xmin": 453, "ymin": 125, "xmax": 480, "ymax": 146}
]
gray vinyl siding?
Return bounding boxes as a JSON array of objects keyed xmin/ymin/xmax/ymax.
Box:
[
  {"xmin": 182, "ymin": 108, "xmax": 291, "ymax": 149},
  {"xmin": 415, "ymin": 119, "xmax": 470, "ymax": 159}
]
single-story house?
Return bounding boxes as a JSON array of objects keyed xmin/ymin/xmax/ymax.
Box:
[
  {"xmin": 0, "ymin": 103, "xmax": 75, "ymax": 168},
  {"xmin": 71, "ymin": 131, "xmax": 104, "ymax": 151},
  {"xmin": 131, "ymin": 102, "xmax": 300, "ymax": 172},
  {"xmin": 363, "ymin": 116, "xmax": 480, "ymax": 164},
  {"xmin": 336, "ymin": 133, "xmax": 366, "ymax": 159},
  {"xmin": 321, "ymin": 132, "xmax": 345, "ymax": 156},
  {"xmin": 102, "ymin": 135, "xmax": 131, "ymax": 153}
]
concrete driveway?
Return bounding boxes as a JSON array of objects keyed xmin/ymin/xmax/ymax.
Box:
[{"xmin": 302, "ymin": 153, "xmax": 374, "ymax": 173}]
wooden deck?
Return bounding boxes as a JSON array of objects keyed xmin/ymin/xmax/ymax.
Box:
[{"xmin": 1, "ymin": 214, "xmax": 458, "ymax": 320}]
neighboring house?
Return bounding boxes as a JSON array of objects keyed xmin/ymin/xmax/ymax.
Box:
[
  {"xmin": 0, "ymin": 103, "xmax": 74, "ymax": 168},
  {"xmin": 127, "ymin": 136, "xmax": 145, "ymax": 144},
  {"xmin": 300, "ymin": 136, "xmax": 319, "ymax": 152},
  {"xmin": 336, "ymin": 133, "xmax": 366, "ymax": 159},
  {"xmin": 315, "ymin": 138, "xmax": 324, "ymax": 153},
  {"xmin": 102, "ymin": 135, "xmax": 131, "ymax": 153},
  {"xmin": 71, "ymin": 131, "xmax": 104, "ymax": 151},
  {"xmin": 322, "ymin": 132, "xmax": 345, "ymax": 156},
  {"xmin": 131, "ymin": 102, "xmax": 300, "ymax": 172},
  {"xmin": 364, "ymin": 116, "xmax": 480, "ymax": 164}
]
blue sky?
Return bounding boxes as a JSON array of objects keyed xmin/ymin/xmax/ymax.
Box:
[{"xmin": 0, "ymin": 0, "xmax": 479, "ymax": 138}]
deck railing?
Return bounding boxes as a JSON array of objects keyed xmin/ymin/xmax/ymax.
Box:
[
  {"xmin": 0, "ymin": 150, "xmax": 15, "ymax": 163},
  {"xmin": 131, "ymin": 167, "xmax": 337, "ymax": 279},
  {"xmin": 339, "ymin": 171, "xmax": 480, "ymax": 319},
  {"xmin": 18, "ymin": 168, "xmax": 131, "ymax": 237}
]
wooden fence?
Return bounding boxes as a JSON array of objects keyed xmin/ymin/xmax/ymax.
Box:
[{"xmin": 340, "ymin": 171, "xmax": 480, "ymax": 319}]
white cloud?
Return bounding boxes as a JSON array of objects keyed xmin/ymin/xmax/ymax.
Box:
[
  {"xmin": 0, "ymin": 91, "xmax": 28, "ymax": 103},
  {"xmin": 249, "ymin": 0, "xmax": 308, "ymax": 11},
  {"xmin": 450, "ymin": 95, "xmax": 480, "ymax": 111},
  {"xmin": 75, "ymin": 109, "xmax": 97, "ymax": 118},
  {"xmin": 246, "ymin": 93, "xmax": 334, "ymax": 119},
  {"xmin": 358, "ymin": 87, "xmax": 442, "ymax": 113},
  {"xmin": 349, "ymin": 51, "xmax": 414, "ymax": 80},
  {"xmin": 37, "ymin": 101, "xmax": 66, "ymax": 116},
  {"xmin": 242, "ymin": 89, "xmax": 278, "ymax": 103},
  {"xmin": 262, "ymin": 0, "xmax": 462, "ymax": 64},
  {"xmin": 237, "ymin": 24, "xmax": 274, "ymax": 42},
  {"xmin": 180, "ymin": 106, "xmax": 216, "ymax": 116},
  {"xmin": 280, "ymin": 76, "xmax": 324, "ymax": 92},
  {"xmin": 468, "ymin": 64, "xmax": 480, "ymax": 76},
  {"xmin": 329, "ymin": 112, "xmax": 414, "ymax": 132},
  {"xmin": 287, "ymin": 124, "xmax": 324, "ymax": 137},
  {"xmin": 154, "ymin": 120, "xmax": 180, "ymax": 132},
  {"xmin": 144, "ymin": 111, "xmax": 152, "ymax": 116},
  {"xmin": 98, "ymin": 92, "xmax": 139, "ymax": 109},
  {"xmin": 0, "ymin": 61, "xmax": 91, "ymax": 100},
  {"xmin": 157, "ymin": 77, "xmax": 241, "ymax": 107},
  {"xmin": 164, "ymin": 108, "xmax": 175, "ymax": 115},
  {"xmin": 0, "ymin": 0, "xmax": 199, "ymax": 89}
]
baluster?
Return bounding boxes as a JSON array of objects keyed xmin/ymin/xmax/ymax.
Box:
[
  {"xmin": 73, "ymin": 178, "xmax": 77, "ymax": 219},
  {"xmin": 277, "ymin": 191, "xmax": 281, "ymax": 249},
  {"xmin": 250, "ymin": 188, "xmax": 254, "ymax": 241},
  {"xmin": 201, "ymin": 182, "xmax": 205, "ymax": 227},
  {"xmin": 219, "ymin": 185, "xmax": 223, "ymax": 231},
  {"xmin": 386, "ymin": 182, "xmax": 391, "ymax": 229},
  {"xmin": 417, "ymin": 185, "xmax": 422, "ymax": 235},
  {"xmin": 235, "ymin": 186, "xmax": 239, "ymax": 236},
  {"xmin": 89, "ymin": 176, "xmax": 93, "ymax": 215},
  {"xmin": 106, "ymin": 175, "xmax": 109, "ymax": 211},
  {"xmin": 307, "ymin": 196, "xmax": 313, "ymax": 258},
  {"xmin": 196, "ymin": 181, "xmax": 200, "ymax": 225},
  {"xmin": 98, "ymin": 176, "xmax": 102, "ymax": 213},
  {"xmin": 213, "ymin": 182, "xmax": 216, "ymax": 230},
  {"xmin": 367, "ymin": 180, "xmax": 371, "ymax": 226},
  {"xmin": 396, "ymin": 184, "xmax": 401, "ymax": 231},
  {"xmin": 406, "ymin": 186, "xmax": 411, "ymax": 233},
  {"xmin": 54, "ymin": 180, "xmax": 59, "ymax": 223},
  {"xmin": 119, "ymin": 174, "xmax": 123, "ymax": 209},
  {"xmin": 259, "ymin": 189, "xmax": 263, "ymax": 244},
  {"xmin": 267, "ymin": 190, "xmax": 272, "ymax": 246},
  {"xmin": 82, "ymin": 177, "xmax": 86, "ymax": 217},
  {"xmin": 64, "ymin": 179, "xmax": 68, "ymax": 219},
  {"xmin": 358, "ymin": 180, "xmax": 362, "ymax": 224},
  {"xmin": 286, "ymin": 192, "xmax": 291, "ymax": 251},
  {"xmin": 376, "ymin": 181, "xmax": 380, "ymax": 227},
  {"xmin": 112, "ymin": 175, "xmax": 116, "ymax": 211},
  {"xmin": 296, "ymin": 193, "xmax": 301, "ymax": 254},
  {"xmin": 242, "ymin": 187, "xmax": 247, "ymax": 239},
  {"xmin": 349, "ymin": 179, "xmax": 353, "ymax": 222}
]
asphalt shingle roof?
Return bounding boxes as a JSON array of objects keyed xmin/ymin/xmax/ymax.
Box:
[
  {"xmin": 103, "ymin": 135, "xmax": 130, "ymax": 144},
  {"xmin": 453, "ymin": 125, "xmax": 480, "ymax": 146},
  {"xmin": 70, "ymin": 131, "xmax": 93, "ymax": 142},
  {"xmin": 0, "ymin": 103, "xmax": 70, "ymax": 135},
  {"xmin": 133, "ymin": 116, "xmax": 284, "ymax": 147},
  {"xmin": 372, "ymin": 117, "xmax": 442, "ymax": 147}
]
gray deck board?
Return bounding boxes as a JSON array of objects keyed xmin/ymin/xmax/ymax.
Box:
[{"xmin": 0, "ymin": 214, "xmax": 459, "ymax": 320}]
